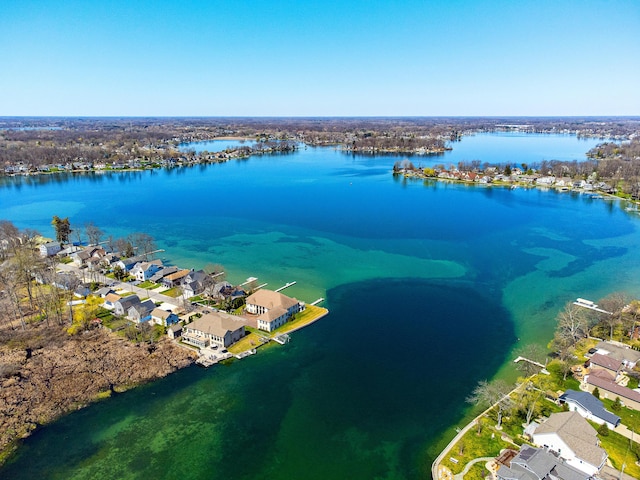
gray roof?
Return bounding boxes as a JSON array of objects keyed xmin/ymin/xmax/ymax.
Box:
[
  {"xmin": 116, "ymin": 295, "xmax": 141, "ymax": 308},
  {"xmin": 560, "ymin": 389, "xmax": 621, "ymax": 426},
  {"xmin": 497, "ymin": 445, "xmax": 590, "ymax": 480},
  {"xmin": 595, "ymin": 341, "xmax": 640, "ymax": 365},
  {"xmin": 533, "ymin": 411, "xmax": 606, "ymax": 469},
  {"xmin": 587, "ymin": 373, "xmax": 640, "ymax": 403}
]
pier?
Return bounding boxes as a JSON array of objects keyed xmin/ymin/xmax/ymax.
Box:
[
  {"xmin": 310, "ymin": 298, "xmax": 325, "ymax": 306},
  {"xmin": 573, "ymin": 297, "xmax": 612, "ymax": 315},
  {"xmin": 275, "ymin": 281, "xmax": 296, "ymax": 292},
  {"xmin": 239, "ymin": 277, "xmax": 258, "ymax": 287}
]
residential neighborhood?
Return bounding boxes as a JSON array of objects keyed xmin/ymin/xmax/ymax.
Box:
[
  {"xmin": 433, "ymin": 337, "xmax": 640, "ymax": 480},
  {"xmin": 33, "ymin": 240, "xmax": 324, "ymax": 368}
]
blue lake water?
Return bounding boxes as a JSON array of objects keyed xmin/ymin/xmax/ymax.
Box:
[{"xmin": 0, "ymin": 132, "xmax": 637, "ymax": 479}]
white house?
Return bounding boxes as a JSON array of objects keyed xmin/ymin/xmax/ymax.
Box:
[
  {"xmin": 39, "ymin": 241, "xmax": 61, "ymax": 257},
  {"xmin": 131, "ymin": 260, "xmax": 163, "ymax": 282},
  {"xmin": 532, "ymin": 411, "xmax": 607, "ymax": 476},
  {"xmin": 559, "ymin": 389, "xmax": 621, "ymax": 429},
  {"xmin": 150, "ymin": 308, "xmax": 179, "ymax": 327},
  {"xmin": 245, "ymin": 289, "xmax": 304, "ymax": 332},
  {"xmin": 182, "ymin": 311, "xmax": 245, "ymax": 348}
]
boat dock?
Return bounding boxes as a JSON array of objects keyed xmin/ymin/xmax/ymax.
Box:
[
  {"xmin": 513, "ymin": 356, "xmax": 549, "ymax": 374},
  {"xmin": 275, "ymin": 281, "xmax": 296, "ymax": 292},
  {"xmin": 235, "ymin": 349, "xmax": 257, "ymax": 360},
  {"xmin": 573, "ymin": 297, "xmax": 612, "ymax": 315},
  {"xmin": 273, "ymin": 334, "xmax": 291, "ymax": 345},
  {"xmin": 239, "ymin": 277, "xmax": 257, "ymax": 286},
  {"xmin": 310, "ymin": 298, "xmax": 325, "ymax": 306}
]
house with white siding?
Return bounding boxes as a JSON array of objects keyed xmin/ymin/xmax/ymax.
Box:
[{"xmin": 245, "ymin": 289, "xmax": 304, "ymax": 332}]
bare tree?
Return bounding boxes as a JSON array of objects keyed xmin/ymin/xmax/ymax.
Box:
[
  {"xmin": 554, "ymin": 303, "xmax": 588, "ymax": 348},
  {"xmin": 85, "ymin": 222, "xmax": 104, "ymax": 246},
  {"xmin": 466, "ymin": 379, "xmax": 513, "ymax": 429},
  {"xmin": 598, "ymin": 292, "xmax": 628, "ymax": 340},
  {"xmin": 129, "ymin": 233, "xmax": 156, "ymax": 260}
]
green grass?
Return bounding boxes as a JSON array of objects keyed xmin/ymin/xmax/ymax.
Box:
[
  {"xmin": 598, "ymin": 428, "xmax": 640, "ymax": 479},
  {"xmin": 464, "ymin": 462, "xmax": 492, "ymax": 480},
  {"xmin": 272, "ymin": 305, "xmax": 328, "ymax": 334},
  {"xmin": 600, "ymin": 398, "xmax": 640, "ymax": 432},
  {"xmin": 444, "ymin": 417, "xmax": 510, "ymax": 475},
  {"xmin": 59, "ymin": 257, "xmax": 73, "ymax": 264},
  {"xmin": 159, "ymin": 287, "xmax": 180, "ymax": 298}
]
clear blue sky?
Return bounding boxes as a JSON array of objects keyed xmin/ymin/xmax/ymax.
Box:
[{"xmin": 1, "ymin": 0, "xmax": 638, "ymax": 116}]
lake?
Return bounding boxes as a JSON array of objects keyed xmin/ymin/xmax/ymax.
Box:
[{"xmin": 1, "ymin": 132, "xmax": 638, "ymax": 480}]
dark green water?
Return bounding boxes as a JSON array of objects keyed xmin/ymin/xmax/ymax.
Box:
[{"xmin": 1, "ymin": 133, "xmax": 639, "ymax": 479}]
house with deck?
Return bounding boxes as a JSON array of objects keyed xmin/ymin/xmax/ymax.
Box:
[
  {"xmin": 496, "ymin": 445, "xmax": 591, "ymax": 480},
  {"xmin": 182, "ymin": 311, "xmax": 245, "ymax": 348},
  {"xmin": 245, "ymin": 289, "xmax": 304, "ymax": 332},
  {"xmin": 587, "ymin": 353, "xmax": 622, "ymax": 381},
  {"xmin": 531, "ymin": 411, "xmax": 607, "ymax": 476}
]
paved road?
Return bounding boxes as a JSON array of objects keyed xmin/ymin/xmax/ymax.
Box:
[{"xmin": 56, "ymin": 263, "xmax": 180, "ymax": 308}]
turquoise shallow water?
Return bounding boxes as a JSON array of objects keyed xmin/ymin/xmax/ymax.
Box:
[{"xmin": 1, "ymin": 133, "xmax": 638, "ymax": 479}]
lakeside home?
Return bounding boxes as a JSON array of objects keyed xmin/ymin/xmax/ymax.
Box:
[
  {"xmin": 182, "ymin": 311, "xmax": 245, "ymax": 348},
  {"xmin": 246, "ymin": 289, "xmax": 304, "ymax": 332}
]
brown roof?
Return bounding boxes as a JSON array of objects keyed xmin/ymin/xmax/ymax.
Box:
[
  {"xmin": 246, "ymin": 289, "xmax": 299, "ymax": 311},
  {"xmin": 151, "ymin": 308, "xmax": 172, "ymax": 319},
  {"xmin": 185, "ymin": 311, "xmax": 244, "ymax": 337},
  {"xmin": 534, "ymin": 411, "xmax": 606, "ymax": 468},
  {"xmin": 587, "ymin": 374, "xmax": 640, "ymax": 403},
  {"xmin": 104, "ymin": 293, "xmax": 121, "ymax": 303},
  {"xmin": 165, "ymin": 269, "xmax": 190, "ymax": 282},
  {"xmin": 589, "ymin": 353, "xmax": 622, "ymax": 372},
  {"xmin": 258, "ymin": 306, "xmax": 288, "ymax": 323}
]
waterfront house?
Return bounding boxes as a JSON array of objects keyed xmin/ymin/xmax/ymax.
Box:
[
  {"xmin": 180, "ymin": 270, "xmax": 209, "ymax": 297},
  {"xmin": 150, "ymin": 308, "xmax": 179, "ymax": 327},
  {"xmin": 162, "ymin": 269, "xmax": 191, "ymax": 288},
  {"xmin": 131, "ymin": 260, "xmax": 163, "ymax": 282},
  {"xmin": 584, "ymin": 373, "xmax": 640, "ymax": 411},
  {"xmin": 114, "ymin": 255, "xmax": 148, "ymax": 272},
  {"xmin": 182, "ymin": 311, "xmax": 245, "ymax": 348},
  {"xmin": 113, "ymin": 295, "xmax": 141, "ymax": 316},
  {"xmin": 593, "ymin": 341, "xmax": 640, "ymax": 369},
  {"xmin": 39, "ymin": 241, "xmax": 61, "ymax": 257},
  {"xmin": 587, "ymin": 353, "xmax": 622, "ymax": 381},
  {"xmin": 496, "ymin": 445, "xmax": 591, "ymax": 480},
  {"xmin": 71, "ymin": 246, "xmax": 106, "ymax": 267},
  {"xmin": 149, "ymin": 266, "xmax": 179, "ymax": 283},
  {"xmin": 531, "ymin": 411, "xmax": 606, "ymax": 476},
  {"xmin": 559, "ymin": 389, "xmax": 621, "ymax": 429},
  {"xmin": 246, "ymin": 289, "xmax": 304, "ymax": 332},
  {"xmin": 127, "ymin": 299, "xmax": 156, "ymax": 323}
]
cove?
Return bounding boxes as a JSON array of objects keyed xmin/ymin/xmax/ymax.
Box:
[
  {"xmin": 1, "ymin": 278, "xmax": 515, "ymax": 480},
  {"xmin": 1, "ymin": 133, "xmax": 639, "ymax": 479}
]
